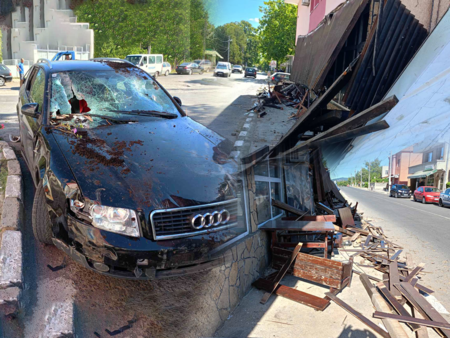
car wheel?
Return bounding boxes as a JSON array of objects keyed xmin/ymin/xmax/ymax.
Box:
[
  {"xmin": 32, "ymin": 181, "xmax": 54, "ymax": 245},
  {"xmin": 0, "ymin": 77, "xmax": 5, "ymax": 86},
  {"xmin": 395, "ymin": 192, "xmax": 398, "ymax": 198},
  {"xmin": 422, "ymin": 197, "xmax": 426, "ymax": 204},
  {"xmin": 439, "ymin": 199, "xmax": 444, "ymax": 207},
  {"xmin": 189, "ymin": 70, "xmax": 192, "ymax": 75},
  {"xmin": 165, "ymin": 70, "xmax": 169, "ymax": 76}
]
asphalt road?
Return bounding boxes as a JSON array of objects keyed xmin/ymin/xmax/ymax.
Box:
[
  {"xmin": 341, "ymin": 186, "xmax": 450, "ymax": 310},
  {"xmin": 0, "ymin": 72, "xmax": 268, "ymax": 337}
]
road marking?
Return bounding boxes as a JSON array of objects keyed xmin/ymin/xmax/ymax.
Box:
[
  {"xmin": 246, "ymin": 118, "xmax": 252, "ymax": 122},
  {"xmin": 234, "ymin": 140, "xmax": 244, "ymax": 147},
  {"xmin": 239, "ymin": 131, "xmax": 247, "ymax": 136},
  {"xmin": 243, "ymin": 124, "xmax": 250, "ymax": 129},
  {"xmin": 346, "ymin": 188, "xmax": 450, "ymax": 221}
]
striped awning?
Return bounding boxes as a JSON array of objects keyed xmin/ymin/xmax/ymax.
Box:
[{"xmin": 407, "ymin": 169, "xmax": 438, "ymax": 179}]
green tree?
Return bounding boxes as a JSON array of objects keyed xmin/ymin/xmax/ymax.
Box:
[
  {"xmin": 238, "ymin": 20, "xmax": 259, "ymax": 67},
  {"xmin": 258, "ymin": 0, "xmax": 297, "ymax": 68},
  {"xmin": 212, "ymin": 22, "xmax": 247, "ymax": 64}
]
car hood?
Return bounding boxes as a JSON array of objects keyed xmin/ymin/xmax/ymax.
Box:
[{"xmin": 52, "ymin": 117, "xmax": 237, "ymax": 215}]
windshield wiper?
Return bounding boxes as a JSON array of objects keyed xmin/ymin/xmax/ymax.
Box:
[
  {"xmin": 85, "ymin": 113, "xmax": 138, "ymax": 122},
  {"xmin": 110, "ymin": 110, "xmax": 178, "ymax": 119}
]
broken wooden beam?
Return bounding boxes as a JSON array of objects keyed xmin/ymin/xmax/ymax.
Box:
[
  {"xmin": 373, "ymin": 312, "xmax": 450, "ymax": 331},
  {"xmin": 272, "ymin": 199, "xmax": 308, "ymax": 217},
  {"xmin": 325, "ymin": 292, "xmax": 390, "ymax": 338}
]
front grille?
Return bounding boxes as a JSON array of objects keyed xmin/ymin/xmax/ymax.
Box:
[{"xmin": 150, "ymin": 199, "xmax": 239, "ymax": 240}]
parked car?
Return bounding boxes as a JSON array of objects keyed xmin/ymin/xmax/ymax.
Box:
[
  {"xmin": 176, "ymin": 62, "xmax": 204, "ymax": 75},
  {"xmin": 232, "ymin": 65, "xmax": 243, "ymax": 73},
  {"xmin": 125, "ymin": 54, "xmax": 164, "ymax": 77},
  {"xmin": 244, "ymin": 67, "xmax": 257, "ymax": 78},
  {"xmin": 439, "ymin": 188, "xmax": 450, "ymax": 207},
  {"xmin": 271, "ymin": 72, "xmax": 290, "ymax": 84},
  {"xmin": 0, "ymin": 64, "xmax": 13, "ymax": 86},
  {"xmin": 413, "ymin": 186, "xmax": 441, "ymax": 204},
  {"xmin": 193, "ymin": 59, "xmax": 213, "ymax": 72},
  {"xmin": 18, "ymin": 59, "xmax": 244, "ymax": 279},
  {"xmin": 389, "ymin": 184, "xmax": 411, "ymax": 198},
  {"xmin": 214, "ymin": 62, "xmax": 231, "ymax": 77},
  {"xmin": 162, "ymin": 62, "xmax": 171, "ymax": 76}
]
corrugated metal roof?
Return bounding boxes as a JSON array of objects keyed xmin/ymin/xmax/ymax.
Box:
[{"xmin": 290, "ymin": 0, "xmax": 369, "ymax": 90}]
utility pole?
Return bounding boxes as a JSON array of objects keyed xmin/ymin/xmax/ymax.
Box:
[
  {"xmin": 388, "ymin": 151, "xmax": 392, "ymax": 191},
  {"xmin": 227, "ymin": 36, "xmax": 232, "ymax": 62}
]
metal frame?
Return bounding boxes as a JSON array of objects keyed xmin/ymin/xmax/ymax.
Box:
[
  {"xmin": 37, "ymin": 58, "xmax": 52, "ymax": 69},
  {"xmin": 150, "ymin": 198, "xmax": 239, "ymax": 240}
]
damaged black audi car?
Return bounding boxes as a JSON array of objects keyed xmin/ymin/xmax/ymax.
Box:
[{"xmin": 18, "ymin": 59, "xmax": 247, "ymax": 279}]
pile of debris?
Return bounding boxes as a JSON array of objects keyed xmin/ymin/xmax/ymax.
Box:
[
  {"xmin": 249, "ymin": 81, "xmax": 313, "ymax": 118},
  {"xmin": 253, "ymin": 210, "xmax": 448, "ymax": 338}
]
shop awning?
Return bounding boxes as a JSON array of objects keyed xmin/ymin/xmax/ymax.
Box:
[{"xmin": 407, "ymin": 169, "xmax": 438, "ymax": 179}]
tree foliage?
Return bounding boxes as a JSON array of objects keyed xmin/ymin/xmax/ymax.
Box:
[
  {"xmin": 74, "ymin": 0, "xmax": 210, "ymax": 65},
  {"xmin": 258, "ymin": 0, "xmax": 297, "ymax": 66}
]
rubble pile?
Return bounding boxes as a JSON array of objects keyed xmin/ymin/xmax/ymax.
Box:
[{"xmin": 250, "ymin": 81, "xmax": 313, "ymax": 118}]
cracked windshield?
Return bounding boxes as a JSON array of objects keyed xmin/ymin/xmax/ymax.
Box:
[{"xmin": 1, "ymin": 0, "xmax": 450, "ymax": 337}]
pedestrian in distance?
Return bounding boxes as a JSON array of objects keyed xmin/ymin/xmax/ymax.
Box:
[{"xmin": 17, "ymin": 58, "xmax": 25, "ymax": 87}]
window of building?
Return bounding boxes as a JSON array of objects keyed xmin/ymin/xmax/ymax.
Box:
[
  {"xmin": 439, "ymin": 147, "xmax": 444, "ymax": 160},
  {"xmin": 427, "ymin": 152, "xmax": 433, "ymax": 162},
  {"xmin": 397, "ymin": 159, "xmax": 400, "ymax": 167},
  {"xmin": 254, "ymin": 160, "xmax": 282, "ymax": 225}
]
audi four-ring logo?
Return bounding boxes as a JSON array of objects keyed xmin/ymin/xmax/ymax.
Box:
[{"xmin": 190, "ymin": 209, "xmax": 231, "ymax": 230}]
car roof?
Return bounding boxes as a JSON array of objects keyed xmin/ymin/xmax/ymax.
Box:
[{"xmin": 36, "ymin": 60, "xmax": 137, "ymax": 73}]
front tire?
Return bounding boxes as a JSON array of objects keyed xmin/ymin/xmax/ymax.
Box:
[
  {"xmin": 395, "ymin": 193, "xmax": 398, "ymax": 198},
  {"xmin": 189, "ymin": 70, "xmax": 192, "ymax": 75},
  {"xmin": 422, "ymin": 197, "xmax": 426, "ymax": 204},
  {"xmin": 439, "ymin": 199, "xmax": 444, "ymax": 207},
  {"xmin": 32, "ymin": 182, "xmax": 54, "ymax": 245},
  {"xmin": 0, "ymin": 77, "xmax": 5, "ymax": 86},
  {"xmin": 165, "ymin": 70, "xmax": 169, "ymax": 76}
]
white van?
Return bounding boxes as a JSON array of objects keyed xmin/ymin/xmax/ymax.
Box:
[
  {"xmin": 214, "ymin": 62, "xmax": 232, "ymax": 77},
  {"xmin": 125, "ymin": 54, "xmax": 164, "ymax": 77}
]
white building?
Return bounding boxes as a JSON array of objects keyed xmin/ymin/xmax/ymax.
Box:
[{"xmin": 1, "ymin": 0, "xmax": 94, "ymax": 76}]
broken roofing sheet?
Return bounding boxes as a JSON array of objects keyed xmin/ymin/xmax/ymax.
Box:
[
  {"xmin": 290, "ymin": 0, "xmax": 369, "ymax": 91},
  {"xmin": 332, "ymin": 9, "xmax": 450, "ymax": 177}
]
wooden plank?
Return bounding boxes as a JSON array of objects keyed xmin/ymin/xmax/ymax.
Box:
[
  {"xmin": 389, "ymin": 261, "xmax": 402, "ymax": 300},
  {"xmin": 364, "ymin": 235, "xmax": 373, "ymax": 247},
  {"xmin": 404, "ymin": 265, "xmax": 425, "ymax": 283},
  {"xmin": 260, "ymin": 243, "xmax": 303, "ymax": 304},
  {"xmin": 395, "ymin": 283, "xmax": 450, "ymax": 337},
  {"xmin": 377, "ymin": 283, "xmax": 421, "ymax": 331},
  {"xmin": 398, "ymin": 275, "xmax": 434, "ymax": 294},
  {"xmin": 325, "ymin": 292, "xmax": 391, "ymax": 338},
  {"xmin": 351, "ymin": 232, "xmax": 361, "ymax": 241},
  {"xmin": 261, "ymin": 219, "xmax": 335, "ymax": 232},
  {"xmin": 272, "ymin": 199, "xmax": 308, "ymax": 217},
  {"xmin": 371, "ymin": 292, "xmax": 409, "ymax": 338},
  {"xmin": 391, "ymin": 250, "xmax": 403, "ymax": 261},
  {"xmin": 252, "ymin": 279, "xmax": 330, "ymax": 311},
  {"xmin": 360, "ymin": 273, "xmax": 375, "ymax": 298},
  {"xmin": 273, "ymin": 247, "xmax": 343, "ymax": 269},
  {"xmin": 413, "ymin": 308, "xmax": 430, "ymax": 338},
  {"xmin": 338, "ymin": 207, "xmax": 356, "ymax": 229},
  {"xmin": 353, "ymin": 269, "xmax": 382, "ymax": 282},
  {"xmin": 282, "ymin": 215, "xmax": 337, "ymax": 222},
  {"xmin": 334, "ymin": 225, "xmax": 357, "ymax": 237},
  {"xmin": 373, "ymin": 312, "xmax": 450, "ymax": 331}
]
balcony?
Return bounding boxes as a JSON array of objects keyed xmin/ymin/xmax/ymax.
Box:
[{"xmin": 408, "ymin": 160, "xmax": 446, "ymax": 174}]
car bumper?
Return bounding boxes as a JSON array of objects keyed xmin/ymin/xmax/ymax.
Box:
[
  {"xmin": 4, "ymin": 76, "xmax": 12, "ymax": 83},
  {"xmin": 59, "ymin": 215, "xmax": 237, "ymax": 279},
  {"xmin": 215, "ymin": 72, "xmax": 228, "ymax": 76},
  {"xmin": 425, "ymin": 196, "xmax": 440, "ymax": 203}
]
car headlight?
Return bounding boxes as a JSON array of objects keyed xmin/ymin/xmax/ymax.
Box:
[
  {"xmin": 426, "ymin": 195, "xmax": 433, "ymax": 197},
  {"xmin": 90, "ymin": 205, "xmax": 140, "ymax": 237}
]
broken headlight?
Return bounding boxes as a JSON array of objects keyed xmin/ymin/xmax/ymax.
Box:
[{"xmin": 89, "ymin": 205, "xmax": 140, "ymax": 238}]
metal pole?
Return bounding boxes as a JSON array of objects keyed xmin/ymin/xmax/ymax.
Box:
[
  {"xmin": 388, "ymin": 151, "xmax": 392, "ymax": 191},
  {"xmin": 227, "ymin": 36, "xmax": 231, "ymax": 62}
]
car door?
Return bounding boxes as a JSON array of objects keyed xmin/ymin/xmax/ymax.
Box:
[
  {"xmin": 191, "ymin": 63, "xmax": 199, "ymax": 73},
  {"xmin": 416, "ymin": 187, "xmax": 423, "ymax": 200},
  {"xmin": 19, "ymin": 66, "xmax": 46, "ymax": 165},
  {"xmin": 390, "ymin": 185, "xmax": 396, "ymax": 195},
  {"xmin": 444, "ymin": 189, "xmax": 450, "ymax": 206}
]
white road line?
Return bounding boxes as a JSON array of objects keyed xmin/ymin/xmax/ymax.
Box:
[{"xmin": 346, "ymin": 188, "xmax": 450, "ymax": 221}]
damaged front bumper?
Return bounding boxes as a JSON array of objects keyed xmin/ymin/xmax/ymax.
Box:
[{"xmin": 57, "ymin": 215, "xmax": 233, "ymax": 279}]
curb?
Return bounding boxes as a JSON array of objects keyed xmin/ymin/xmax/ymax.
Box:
[
  {"xmin": 41, "ymin": 301, "xmax": 74, "ymax": 338},
  {"xmin": 0, "ymin": 141, "xmax": 23, "ymax": 316}
]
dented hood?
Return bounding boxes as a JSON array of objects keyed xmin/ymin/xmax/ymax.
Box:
[{"xmin": 52, "ymin": 116, "xmax": 237, "ymax": 215}]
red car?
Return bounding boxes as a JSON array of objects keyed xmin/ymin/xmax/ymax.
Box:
[{"xmin": 413, "ymin": 186, "xmax": 441, "ymax": 204}]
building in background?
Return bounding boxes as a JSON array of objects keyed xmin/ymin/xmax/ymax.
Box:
[
  {"xmin": 381, "ymin": 165, "xmax": 388, "ymax": 178},
  {"xmin": 285, "ymin": 0, "xmax": 450, "ymax": 40},
  {"xmin": 388, "ymin": 146, "xmax": 422, "ymax": 186},
  {"xmin": 408, "ymin": 143, "xmax": 450, "ymax": 190},
  {"xmin": 1, "ymin": 0, "xmax": 94, "ymax": 76}
]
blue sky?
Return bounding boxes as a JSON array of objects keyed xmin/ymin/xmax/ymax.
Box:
[{"xmin": 207, "ymin": 0, "xmax": 266, "ymax": 27}]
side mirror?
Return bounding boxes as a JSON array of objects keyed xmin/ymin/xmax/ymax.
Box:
[
  {"xmin": 21, "ymin": 103, "xmax": 40, "ymax": 118},
  {"xmin": 173, "ymin": 96, "xmax": 182, "ymax": 106}
]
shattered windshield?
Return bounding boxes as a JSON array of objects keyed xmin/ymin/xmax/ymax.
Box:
[
  {"xmin": 49, "ymin": 67, "xmax": 179, "ymax": 128},
  {"xmin": 125, "ymin": 56, "xmax": 141, "ymax": 65}
]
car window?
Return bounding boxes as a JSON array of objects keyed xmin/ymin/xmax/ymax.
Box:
[
  {"xmin": 425, "ymin": 187, "xmax": 439, "ymax": 192},
  {"xmin": 149, "ymin": 56, "xmax": 156, "ymax": 64},
  {"xmin": 418, "ymin": 187, "xmax": 423, "ymax": 192},
  {"xmin": 30, "ymin": 68, "xmax": 46, "ymax": 113},
  {"xmin": 156, "ymin": 56, "xmax": 162, "ymax": 63},
  {"xmin": 141, "ymin": 56, "xmax": 147, "ymax": 65}
]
